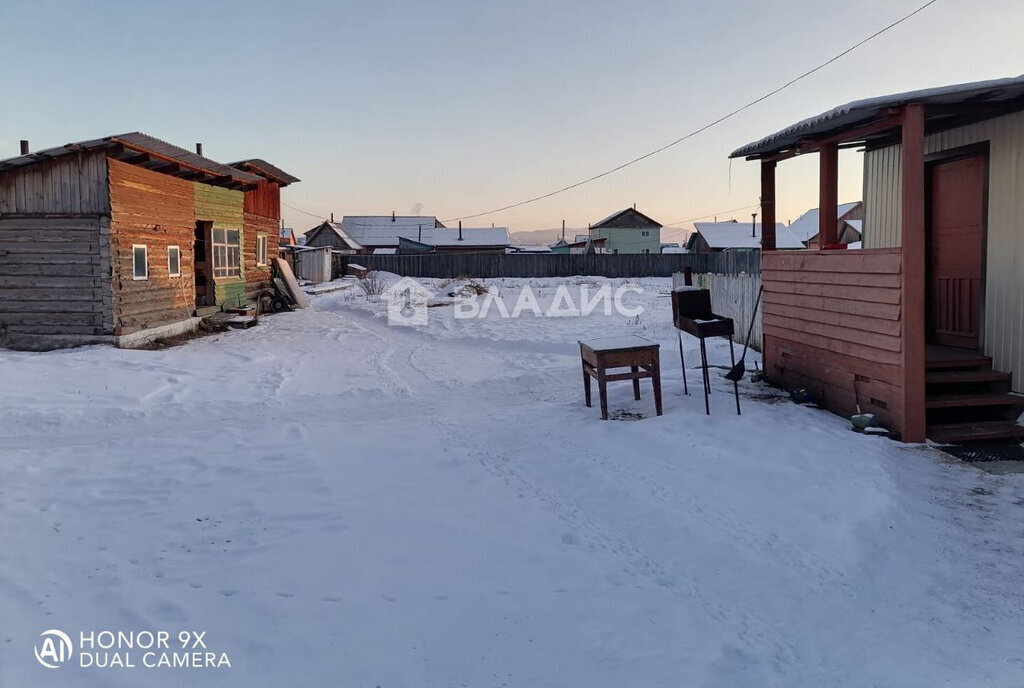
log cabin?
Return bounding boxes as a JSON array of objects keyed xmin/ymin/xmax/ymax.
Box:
[
  {"xmin": 0, "ymin": 133, "xmax": 298, "ymax": 350},
  {"xmin": 731, "ymin": 74, "xmax": 1024, "ymax": 444}
]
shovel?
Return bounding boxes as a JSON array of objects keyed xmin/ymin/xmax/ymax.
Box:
[{"xmin": 725, "ymin": 284, "xmax": 764, "ymax": 382}]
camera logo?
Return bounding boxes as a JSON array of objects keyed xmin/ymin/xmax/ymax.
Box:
[{"xmin": 34, "ymin": 629, "xmax": 73, "ymax": 669}]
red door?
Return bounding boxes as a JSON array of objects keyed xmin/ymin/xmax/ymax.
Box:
[{"xmin": 927, "ymin": 155, "xmax": 985, "ymax": 349}]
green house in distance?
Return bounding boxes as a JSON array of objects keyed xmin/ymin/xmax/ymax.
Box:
[{"xmin": 588, "ymin": 207, "xmax": 662, "ymax": 254}]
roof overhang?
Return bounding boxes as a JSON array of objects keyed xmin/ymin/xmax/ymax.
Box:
[
  {"xmin": 731, "ymin": 74, "xmax": 1024, "ymax": 160},
  {"xmin": 0, "ymin": 133, "xmax": 264, "ymax": 190}
]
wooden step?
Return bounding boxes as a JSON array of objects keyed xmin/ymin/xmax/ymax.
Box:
[
  {"xmin": 926, "ymin": 370, "xmax": 1012, "ymax": 385},
  {"xmin": 926, "ymin": 345, "xmax": 991, "ymax": 370},
  {"xmin": 926, "ymin": 393, "xmax": 1024, "ymax": 409},
  {"xmin": 927, "ymin": 420, "xmax": 1024, "ymax": 443}
]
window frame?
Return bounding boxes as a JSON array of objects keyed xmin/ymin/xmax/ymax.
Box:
[
  {"xmin": 132, "ymin": 244, "xmax": 148, "ymax": 281},
  {"xmin": 212, "ymin": 228, "xmax": 241, "ymax": 279},
  {"xmin": 167, "ymin": 245, "xmax": 181, "ymax": 278},
  {"xmin": 256, "ymin": 233, "xmax": 268, "ymax": 267}
]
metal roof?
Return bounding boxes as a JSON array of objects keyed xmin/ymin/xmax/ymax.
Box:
[
  {"xmin": 693, "ymin": 221, "xmax": 804, "ymax": 250},
  {"xmin": 228, "ymin": 158, "xmax": 300, "ymax": 186},
  {"xmin": 339, "ymin": 218, "xmax": 510, "ymax": 248},
  {"xmin": 786, "ymin": 202, "xmax": 862, "ymax": 243},
  {"xmin": 0, "ymin": 132, "xmax": 265, "ymax": 188},
  {"xmin": 591, "ymin": 207, "xmax": 662, "ymax": 229},
  {"xmin": 731, "ymin": 74, "xmax": 1024, "ymax": 159}
]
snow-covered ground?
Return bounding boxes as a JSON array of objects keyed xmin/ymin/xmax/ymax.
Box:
[{"xmin": 2, "ymin": 276, "xmax": 1023, "ymax": 687}]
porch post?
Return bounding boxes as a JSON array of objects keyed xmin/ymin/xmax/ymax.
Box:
[
  {"xmin": 900, "ymin": 103, "xmax": 926, "ymax": 442},
  {"xmin": 818, "ymin": 142, "xmax": 839, "ymax": 247},
  {"xmin": 760, "ymin": 159, "xmax": 777, "ymax": 251}
]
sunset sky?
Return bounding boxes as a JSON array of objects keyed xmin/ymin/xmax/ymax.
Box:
[{"xmin": 2, "ymin": 0, "xmax": 1022, "ymax": 240}]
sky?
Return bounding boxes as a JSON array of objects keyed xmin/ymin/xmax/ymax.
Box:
[{"xmin": 2, "ymin": 0, "xmax": 1023, "ymax": 242}]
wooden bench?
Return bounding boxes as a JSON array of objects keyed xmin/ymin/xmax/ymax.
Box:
[{"xmin": 579, "ymin": 336, "xmax": 663, "ymax": 420}]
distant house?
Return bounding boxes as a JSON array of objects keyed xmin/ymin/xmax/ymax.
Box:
[
  {"xmin": 588, "ymin": 208, "xmax": 662, "ymax": 254},
  {"xmin": 303, "ymin": 221, "xmax": 363, "ymax": 253},
  {"xmin": 840, "ymin": 220, "xmax": 863, "ymax": 245},
  {"xmin": 279, "ymin": 226, "xmax": 297, "ymax": 246},
  {"xmin": 787, "ymin": 201, "xmax": 863, "ymax": 248},
  {"xmin": 0, "ymin": 132, "xmax": 297, "ymax": 350},
  {"xmin": 550, "ymin": 236, "xmax": 607, "ymax": 254},
  {"xmin": 305, "ymin": 215, "xmax": 510, "ymax": 254},
  {"xmin": 686, "ymin": 221, "xmax": 804, "ymax": 253},
  {"xmin": 506, "ymin": 244, "xmax": 553, "ymax": 254}
]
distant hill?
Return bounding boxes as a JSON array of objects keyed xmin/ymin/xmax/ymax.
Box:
[{"xmin": 509, "ymin": 228, "xmax": 587, "ymax": 245}]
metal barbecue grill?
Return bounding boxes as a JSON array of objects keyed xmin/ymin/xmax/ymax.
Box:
[{"xmin": 671, "ymin": 287, "xmax": 741, "ymax": 415}]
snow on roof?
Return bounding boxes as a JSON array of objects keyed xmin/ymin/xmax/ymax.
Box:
[
  {"xmin": 340, "ymin": 216, "xmax": 510, "ymax": 248},
  {"xmin": 732, "ymin": 74, "xmax": 1024, "ymax": 159},
  {"xmin": 574, "ymin": 234, "xmax": 589, "ymax": 243},
  {"xmin": 508, "ymin": 244, "xmax": 553, "ymax": 253},
  {"xmin": 316, "ymin": 221, "xmax": 363, "ymax": 250},
  {"xmin": 693, "ymin": 221, "xmax": 804, "ymax": 250},
  {"xmin": 661, "ymin": 246, "xmax": 688, "ymax": 254},
  {"xmin": 373, "ymin": 248, "xmax": 396, "ymax": 254},
  {"xmin": 787, "ymin": 202, "xmax": 861, "ymax": 242},
  {"xmin": 279, "ymin": 226, "xmax": 294, "ymax": 239},
  {"xmin": 847, "ymin": 241, "xmax": 863, "ymax": 249},
  {"xmin": 844, "ymin": 219, "xmax": 863, "ymax": 231}
]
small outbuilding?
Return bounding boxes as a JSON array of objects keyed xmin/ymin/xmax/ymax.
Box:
[{"xmin": 0, "ymin": 133, "xmax": 298, "ymax": 349}]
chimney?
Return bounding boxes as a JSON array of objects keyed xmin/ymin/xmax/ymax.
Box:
[
  {"xmin": 20, "ymin": 140, "xmax": 29, "ymax": 155},
  {"xmin": 562, "ymin": 219, "xmax": 565, "ymax": 241},
  {"xmin": 392, "ymin": 211, "xmax": 396, "ymax": 222},
  {"xmin": 330, "ymin": 212, "xmax": 334, "ymax": 223},
  {"xmin": 418, "ymin": 224, "xmax": 422, "ymax": 242},
  {"xmin": 752, "ymin": 212, "xmax": 758, "ymax": 238},
  {"xmin": 633, "ymin": 203, "xmax": 636, "ymax": 210},
  {"xmin": 195, "ymin": 143, "xmax": 203, "ymax": 156},
  {"xmin": 458, "ymin": 221, "xmax": 463, "ymax": 241}
]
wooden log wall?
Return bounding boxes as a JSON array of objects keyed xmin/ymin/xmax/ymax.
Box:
[
  {"xmin": 761, "ymin": 249, "xmax": 905, "ymax": 435},
  {"xmin": 241, "ymin": 180, "xmax": 281, "ymax": 301},
  {"xmin": 0, "ymin": 216, "xmax": 110, "ymax": 342},
  {"xmin": 193, "ymin": 183, "xmax": 246, "ymax": 307},
  {"xmin": 108, "ymin": 158, "xmax": 197, "ymax": 335},
  {"xmin": 0, "ymin": 151, "xmax": 109, "ymax": 214}
]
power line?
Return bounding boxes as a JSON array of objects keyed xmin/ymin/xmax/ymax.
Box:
[
  {"xmin": 440, "ymin": 0, "xmax": 940, "ymax": 224},
  {"xmin": 659, "ymin": 203, "xmax": 763, "ymax": 241}
]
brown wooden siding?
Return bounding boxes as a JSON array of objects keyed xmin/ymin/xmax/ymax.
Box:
[
  {"xmin": 0, "ymin": 151, "xmax": 110, "ymax": 215},
  {"xmin": 762, "ymin": 249, "xmax": 906, "ymax": 435},
  {"xmin": 0, "ymin": 216, "xmax": 110, "ymax": 341},
  {"xmin": 242, "ymin": 211, "xmax": 278, "ymax": 300},
  {"xmin": 242, "ymin": 180, "xmax": 280, "ymax": 220},
  {"xmin": 108, "ymin": 158, "xmax": 197, "ymax": 334}
]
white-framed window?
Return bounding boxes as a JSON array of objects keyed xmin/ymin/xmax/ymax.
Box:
[
  {"xmin": 132, "ymin": 244, "xmax": 148, "ymax": 280},
  {"xmin": 167, "ymin": 245, "xmax": 181, "ymax": 277},
  {"xmin": 212, "ymin": 228, "xmax": 241, "ymax": 278},
  {"xmin": 642, "ymin": 248, "xmax": 650, "ymax": 254},
  {"xmin": 256, "ymin": 233, "xmax": 268, "ymax": 266}
]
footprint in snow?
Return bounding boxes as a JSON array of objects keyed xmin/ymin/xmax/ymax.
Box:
[{"xmin": 275, "ymin": 592, "xmax": 295, "ymax": 598}]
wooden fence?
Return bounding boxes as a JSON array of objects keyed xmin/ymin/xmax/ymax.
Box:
[{"xmin": 332, "ymin": 251, "xmax": 760, "ymax": 279}]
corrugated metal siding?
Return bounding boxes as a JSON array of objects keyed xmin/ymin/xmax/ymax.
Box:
[
  {"xmin": 861, "ymin": 109, "xmax": 1024, "ymax": 386},
  {"xmin": 863, "ymin": 145, "xmax": 903, "ymax": 249},
  {"xmin": 0, "ymin": 151, "xmax": 109, "ymax": 215}
]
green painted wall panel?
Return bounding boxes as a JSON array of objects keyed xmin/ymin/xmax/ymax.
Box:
[{"xmin": 193, "ymin": 183, "xmax": 245, "ymax": 306}]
